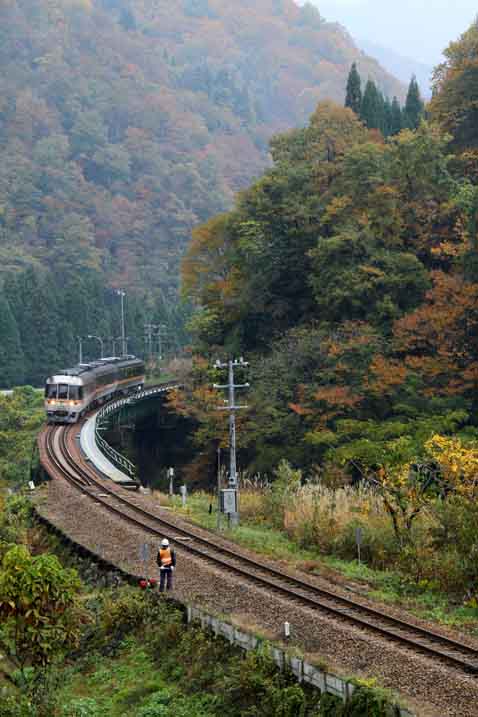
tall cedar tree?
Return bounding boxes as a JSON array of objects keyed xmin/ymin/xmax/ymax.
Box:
[
  {"xmin": 404, "ymin": 76, "xmax": 424, "ymax": 129},
  {"xmin": 345, "ymin": 62, "xmax": 362, "ymax": 115},
  {"xmin": 383, "ymin": 96, "xmax": 393, "ymax": 137},
  {"xmin": 391, "ymin": 96, "xmax": 403, "ymax": 135},
  {"xmin": 360, "ymin": 79, "xmax": 383, "ymax": 131}
]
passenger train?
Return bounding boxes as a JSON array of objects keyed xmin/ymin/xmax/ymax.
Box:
[{"xmin": 45, "ymin": 356, "xmax": 146, "ymax": 424}]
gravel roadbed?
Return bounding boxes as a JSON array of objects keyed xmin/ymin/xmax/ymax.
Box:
[{"xmin": 34, "ymin": 474, "xmax": 478, "ymax": 717}]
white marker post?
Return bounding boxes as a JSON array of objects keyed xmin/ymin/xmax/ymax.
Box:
[
  {"xmin": 180, "ymin": 485, "xmax": 187, "ymax": 508},
  {"xmin": 355, "ymin": 527, "xmax": 363, "ymax": 564}
]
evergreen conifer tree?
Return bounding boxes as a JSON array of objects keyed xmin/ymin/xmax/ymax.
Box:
[
  {"xmin": 0, "ymin": 292, "xmax": 24, "ymax": 388},
  {"xmin": 345, "ymin": 62, "xmax": 362, "ymax": 115},
  {"xmin": 16, "ymin": 268, "xmax": 60, "ymax": 386},
  {"xmin": 383, "ymin": 96, "xmax": 393, "ymax": 137},
  {"xmin": 376, "ymin": 89, "xmax": 386, "ymax": 134},
  {"xmin": 404, "ymin": 76, "xmax": 424, "ymax": 129},
  {"xmin": 361, "ymin": 79, "xmax": 382, "ymax": 130},
  {"xmin": 391, "ymin": 96, "xmax": 403, "ymax": 135}
]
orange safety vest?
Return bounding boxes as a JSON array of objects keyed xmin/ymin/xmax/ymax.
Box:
[{"xmin": 159, "ymin": 547, "xmax": 172, "ymax": 567}]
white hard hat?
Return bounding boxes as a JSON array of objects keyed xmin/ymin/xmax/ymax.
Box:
[{"xmin": 161, "ymin": 538, "xmax": 169, "ymax": 548}]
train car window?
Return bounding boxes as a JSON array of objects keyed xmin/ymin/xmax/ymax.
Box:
[
  {"xmin": 58, "ymin": 384, "xmax": 69, "ymax": 400},
  {"xmin": 69, "ymin": 386, "xmax": 80, "ymax": 400},
  {"xmin": 46, "ymin": 384, "xmax": 58, "ymax": 398},
  {"xmin": 102, "ymin": 371, "xmax": 114, "ymax": 386}
]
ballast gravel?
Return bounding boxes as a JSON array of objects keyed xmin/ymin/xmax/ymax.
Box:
[{"xmin": 34, "ymin": 433, "xmax": 478, "ymax": 717}]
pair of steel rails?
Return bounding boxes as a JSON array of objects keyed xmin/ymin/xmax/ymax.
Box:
[{"xmin": 43, "ymin": 420, "xmax": 478, "ymax": 676}]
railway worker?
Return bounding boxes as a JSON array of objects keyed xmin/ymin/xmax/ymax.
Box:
[{"xmin": 156, "ymin": 538, "xmax": 176, "ymax": 592}]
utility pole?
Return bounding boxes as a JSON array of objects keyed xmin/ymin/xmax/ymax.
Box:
[
  {"xmin": 109, "ymin": 336, "xmax": 122, "ymax": 357},
  {"xmin": 144, "ymin": 323, "xmax": 167, "ymax": 364},
  {"xmin": 77, "ymin": 336, "xmax": 83, "ymax": 364},
  {"xmin": 217, "ymin": 446, "xmax": 222, "ymax": 530},
  {"xmin": 144, "ymin": 324, "xmax": 154, "ymax": 363},
  {"xmin": 87, "ymin": 335, "xmax": 104, "ymax": 359},
  {"xmin": 116, "ymin": 289, "xmax": 126, "ymax": 357},
  {"xmin": 155, "ymin": 324, "xmax": 167, "ymax": 362},
  {"xmin": 213, "ymin": 357, "xmax": 249, "ymax": 527}
]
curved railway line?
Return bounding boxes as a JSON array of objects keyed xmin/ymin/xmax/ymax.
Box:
[{"xmin": 42, "ymin": 418, "xmax": 478, "ymax": 677}]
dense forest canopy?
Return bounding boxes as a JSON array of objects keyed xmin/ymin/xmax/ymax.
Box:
[
  {"xmin": 0, "ymin": 0, "xmax": 402, "ymax": 386},
  {"xmin": 180, "ymin": 19, "xmax": 478, "ymax": 478}
]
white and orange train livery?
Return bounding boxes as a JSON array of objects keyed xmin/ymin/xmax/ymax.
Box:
[{"xmin": 44, "ymin": 357, "xmax": 145, "ymax": 423}]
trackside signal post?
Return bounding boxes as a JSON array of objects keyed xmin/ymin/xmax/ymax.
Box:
[{"xmin": 213, "ymin": 357, "xmax": 249, "ymax": 527}]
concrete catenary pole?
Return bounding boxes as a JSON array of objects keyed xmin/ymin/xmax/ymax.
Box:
[
  {"xmin": 213, "ymin": 357, "xmax": 249, "ymax": 527},
  {"xmin": 117, "ymin": 289, "xmax": 126, "ymax": 357}
]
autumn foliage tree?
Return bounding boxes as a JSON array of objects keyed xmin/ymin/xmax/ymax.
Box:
[
  {"xmin": 182, "ymin": 68, "xmax": 478, "ymax": 478},
  {"xmin": 430, "ymin": 20, "xmax": 478, "ymax": 154}
]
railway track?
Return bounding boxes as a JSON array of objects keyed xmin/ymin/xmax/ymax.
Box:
[{"xmin": 43, "ymin": 421, "xmax": 478, "ymax": 676}]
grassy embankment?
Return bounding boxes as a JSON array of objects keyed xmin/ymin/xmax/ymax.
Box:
[{"xmin": 158, "ymin": 480, "xmax": 478, "ymax": 632}]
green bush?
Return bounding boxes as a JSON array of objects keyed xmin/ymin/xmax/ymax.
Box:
[
  {"xmin": 137, "ymin": 689, "xmax": 172, "ymax": 717},
  {"xmin": 265, "ymin": 460, "xmax": 302, "ymax": 529},
  {"xmin": 215, "ymin": 647, "xmax": 313, "ymax": 717},
  {"xmin": 430, "ymin": 496, "xmax": 478, "ymax": 596},
  {"xmin": 344, "ymin": 686, "xmax": 388, "ymax": 716},
  {"xmin": 0, "ymin": 695, "xmax": 36, "ymax": 717},
  {"xmin": 63, "ymin": 698, "xmax": 101, "ymax": 717},
  {"xmin": 317, "ymin": 686, "xmax": 389, "ymax": 716},
  {"xmin": 318, "ymin": 692, "xmax": 344, "ymax": 716},
  {"xmin": 0, "ymin": 494, "xmax": 33, "ymax": 556},
  {"xmin": 331, "ymin": 519, "xmax": 400, "ymax": 570}
]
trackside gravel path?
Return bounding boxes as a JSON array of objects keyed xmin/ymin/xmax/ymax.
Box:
[{"xmin": 34, "ymin": 458, "xmax": 478, "ymax": 717}]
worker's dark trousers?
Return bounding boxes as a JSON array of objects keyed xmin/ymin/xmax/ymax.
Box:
[{"xmin": 159, "ymin": 569, "xmax": 173, "ymax": 592}]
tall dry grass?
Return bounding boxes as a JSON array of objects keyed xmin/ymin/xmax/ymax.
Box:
[
  {"xmin": 282, "ymin": 484, "xmax": 393, "ymax": 558},
  {"xmin": 152, "ymin": 478, "xmax": 478, "ymax": 595},
  {"xmin": 284, "ymin": 483, "xmax": 384, "ymax": 535}
]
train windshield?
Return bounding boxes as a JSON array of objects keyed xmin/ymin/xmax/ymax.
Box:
[
  {"xmin": 69, "ymin": 386, "xmax": 82, "ymax": 400},
  {"xmin": 58, "ymin": 384, "xmax": 69, "ymax": 400},
  {"xmin": 45, "ymin": 384, "xmax": 58, "ymax": 398}
]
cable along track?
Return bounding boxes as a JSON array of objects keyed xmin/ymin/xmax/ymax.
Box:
[{"xmin": 44, "ymin": 423, "xmax": 478, "ymax": 676}]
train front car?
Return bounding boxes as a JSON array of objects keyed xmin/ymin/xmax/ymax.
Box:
[
  {"xmin": 45, "ymin": 372, "xmax": 87, "ymax": 424},
  {"xmin": 45, "ymin": 357, "xmax": 145, "ymax": 424}
]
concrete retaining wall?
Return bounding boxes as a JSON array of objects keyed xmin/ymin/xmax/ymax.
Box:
[
  {"xmin": 186, "ymin": 605, "xmax": 414, "ymax": 717},
  {"xmin": 32, "ymin": 505, "xmax": 414, "ymax": 717}
]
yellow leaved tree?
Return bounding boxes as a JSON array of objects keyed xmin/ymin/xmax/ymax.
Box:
[{"xmin": 425, "ymin": 434, "xmax": 478, "ymax": 499}]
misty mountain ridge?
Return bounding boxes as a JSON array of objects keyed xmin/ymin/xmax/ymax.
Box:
[{"xmin": 355, "ymin": 38, "xmax": 433, "ymax": 98}]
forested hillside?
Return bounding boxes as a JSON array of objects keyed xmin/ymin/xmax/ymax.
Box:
[
  {"xmin": 0, "ymin": 0, "xmax": 402, "ymax": 386},
  {"xmin": 181, "ymin": 19, "xmax": 478, "ymax": 479}
]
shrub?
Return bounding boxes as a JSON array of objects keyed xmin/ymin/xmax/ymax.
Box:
[
  {"xmin": 344, "ymin": 684, "xmax": 389, "ymax": 716},
  {"xmin": 63, "ymin": 698, "xmax": 101, "ymax": 717},
  {"xmin": 0, "ymin": 695, "xmax": 36, "ymax": 717},
  {"xmin": 429, "ymin": 496, "xmax": 478, "ymax": 596},
  {"xmin": 265, "ymin": 460, "xmax": 302, "ymax": 529},
  {"xmin": 137, "ymin": 689, "xmax": 172, "ymax": 717},
  {"xmin": 318, "ymin": 692, "xmax": 344, "ymax": 716}
]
